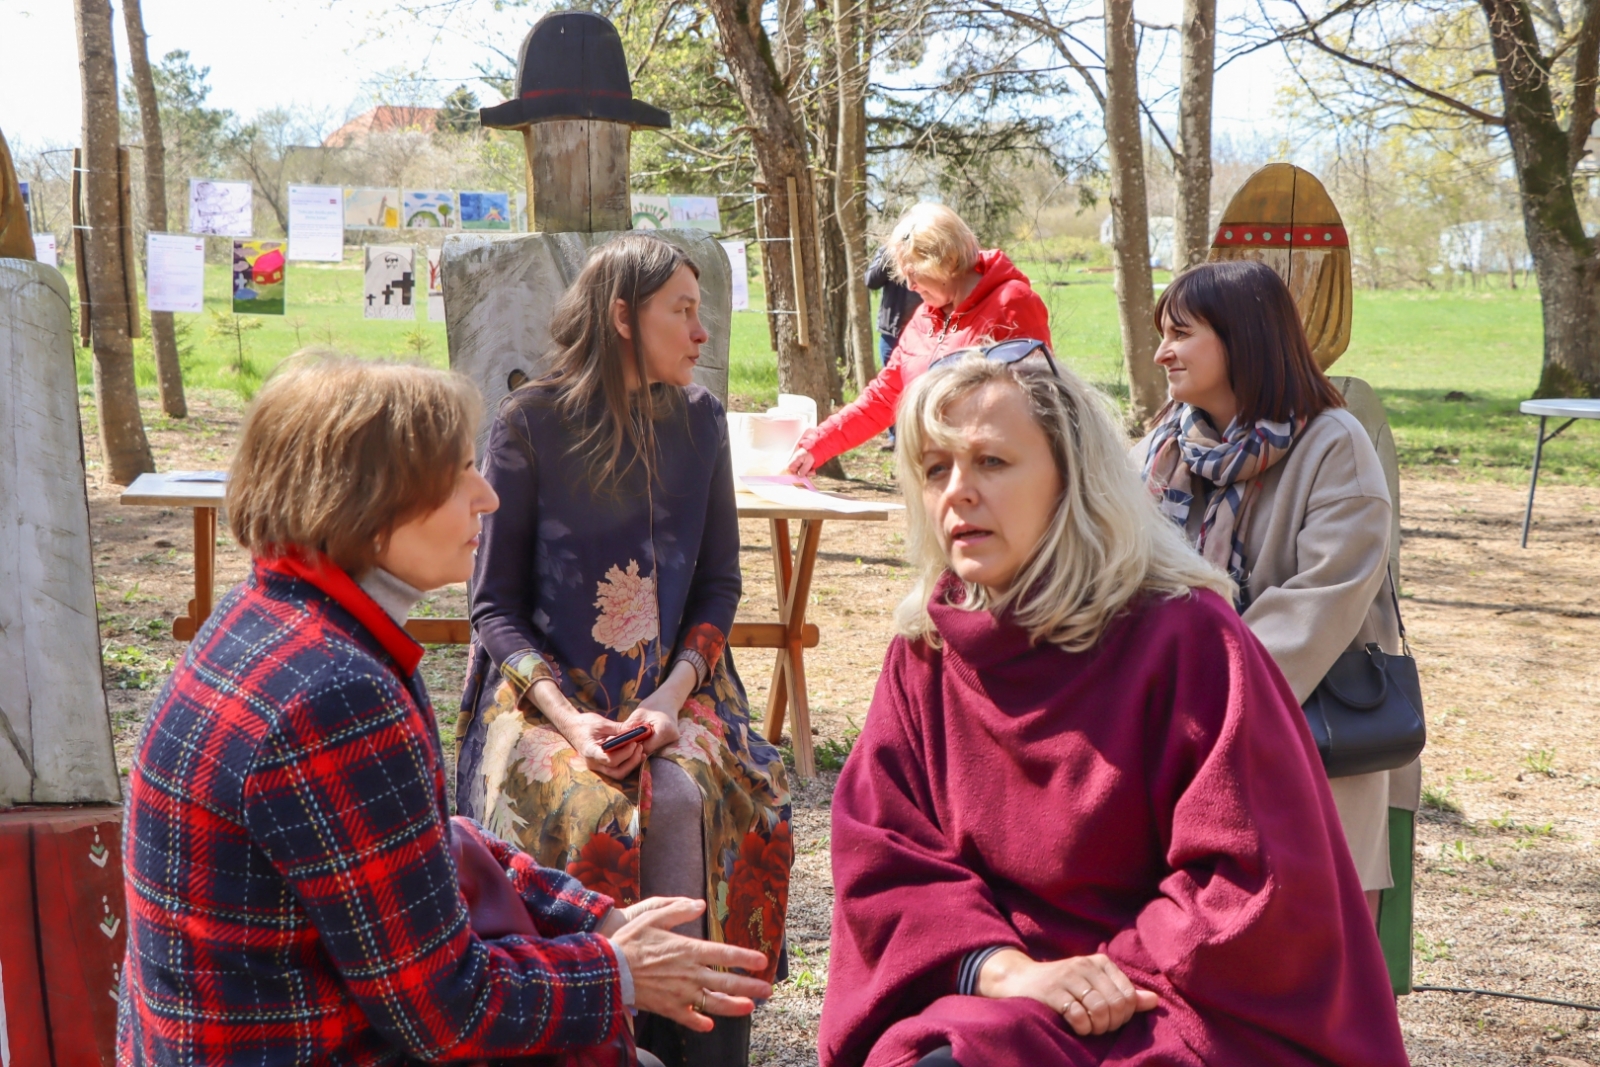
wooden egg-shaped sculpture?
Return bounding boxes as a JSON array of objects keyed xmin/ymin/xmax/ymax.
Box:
[{"xmin": 1208, "ymin": 163, "xmax": 1352, "ymax": 369}]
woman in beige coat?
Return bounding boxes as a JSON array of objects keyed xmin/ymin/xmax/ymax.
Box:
[{"xmin": 1131, "ymin": 259, "xmax": 1418, "ymax": 915}]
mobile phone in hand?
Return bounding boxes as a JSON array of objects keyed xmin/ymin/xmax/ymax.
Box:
[{"xmin": 599, "ymin": 723, "xmax": 653, "ymax": 753}]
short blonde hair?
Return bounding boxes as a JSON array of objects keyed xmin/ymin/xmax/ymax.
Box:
[
  {"xmin": 894, "ymin": 355, "xmax": 1234, "ymax": 652},
  {"xmin": 227, "ymin": 352, "xmax": 482, "ymax": 575},
  {"xmin": 886, "ymin": 202, "xmax": 981, "ymax": 287}
]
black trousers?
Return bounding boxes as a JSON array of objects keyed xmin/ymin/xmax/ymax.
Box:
[{"xmin": 916, "ymin": 1047, "xmax": 962, "ymax": 1067}]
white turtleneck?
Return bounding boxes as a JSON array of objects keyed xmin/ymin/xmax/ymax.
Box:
[{"xmin": 356, "ymin": 567, "xmax": 426, "ymax": 626}]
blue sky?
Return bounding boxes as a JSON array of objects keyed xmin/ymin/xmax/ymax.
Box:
[{"xmin": 0, "ymin": 0, "xmax": 1295, "ymax": 151}]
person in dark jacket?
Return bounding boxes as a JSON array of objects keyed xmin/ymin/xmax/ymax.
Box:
[
  {"xmin": 117, "ymin": 354, "xmax": 769, "ymax": 1067},
  {"xmin": 866, "ymin": 244, "xmax": 921, "ymax": 366}
]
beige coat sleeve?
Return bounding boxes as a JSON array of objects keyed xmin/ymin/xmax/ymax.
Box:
[{"xmin": 1241, "ymin": 441, "xmax": 1392, "ymax": 704}]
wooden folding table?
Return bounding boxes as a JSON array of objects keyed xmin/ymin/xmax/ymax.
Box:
[{"xmin": 120, "ymin": 474, "xmax": 892, "ymax": 777}]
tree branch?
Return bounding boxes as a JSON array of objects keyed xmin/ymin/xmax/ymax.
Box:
[{"xmin": 1569, "ymin": 0, "xmax": 1600, "ymax": 168}]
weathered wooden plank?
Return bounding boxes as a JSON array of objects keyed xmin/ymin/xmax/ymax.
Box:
[
  {"xmin": 529, "ymin": 119, "xmax": 631, "ymax": 234},
  {"xmin": 440, "ymin": 230, "xmax": 732, "ymax": 455},
  {"xmin": 0, "ymin": 259, "xmax": 121, "ymax": 806}
]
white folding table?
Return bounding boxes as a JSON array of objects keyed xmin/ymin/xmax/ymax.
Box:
[{"xmin": 1520, "ymin": 398, "xmax": 1600, "ymax": 546}]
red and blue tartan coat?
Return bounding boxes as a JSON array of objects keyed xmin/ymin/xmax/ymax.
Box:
[{"xmin": 116, "ymin": 555, "xmax": 630, "ymax": 1066}]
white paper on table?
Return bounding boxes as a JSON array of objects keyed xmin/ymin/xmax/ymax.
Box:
[
  {"xmin": 146, "ymin": 233, "xmax": 207, "ymax": 313},
  {"xmin": 738, "ymin": 480, "xmax": 901, "ymax": 514},
  {"xmin": 288, "ymin": 185, "xmax": 345, "ymax": 261},
  {"xmin": 720, "ymin": 240, "xmax": 749, "ymax": 310},
  {"xmin": 32, "ymin": 234, "xmax": 57, "ymax": 267},
  {"xmin": 188, "ymin": 179, "xmax": 254, "ymax": 237}
]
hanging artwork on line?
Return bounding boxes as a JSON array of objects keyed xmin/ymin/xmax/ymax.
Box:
[
  {"xmin": 426, "ymin": 247, "xmax": 444, "ymax": 320},
  {"xmin": 668, "ymin": 195, "xmax": 721, "ymax": 233},
  {"xmin": 287, "ymin": 184, "xmax": 344, "ymax": 261},
  {"xmin": 720, "ymin": 240, "xmax": 749, "ymax": 311},
  {"xmin": 345, "ymin": 187, "xmax": 400, "ymax": 229},
  {"xmin": 33, "ymin": 233, "xmax": 58, "ymax": 268},
  {"xmin": 631, "ymin": 195, "xmax": 669, "ymax": 230},
  {"xmin": 232, "ymin": 239, "xmax": 286, "ymax": 315},
  {"xmin": 404, "ymin": 190, "xmax": 458, "ymax": 229},
  {"xmin": 189, "ymin": 179, "xmax": 254, "ymax": 237},
  {"xmin": 148, "ymin": 233, "xmax": 207, "ymax": 313},
  {"xmin": 459, "ymin": 191, "xmax": 511, "ymax": 230},
  {"xmin": 364, "ymin": 244, "xmax": 416, "ymax": 320}
]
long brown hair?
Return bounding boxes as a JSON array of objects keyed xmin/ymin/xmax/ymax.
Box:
[
  {"xmin": 1152, "ymin": 259, "xmax": 1344, "ymax": 427},
  {"xmin": 531, "ymin": 233, "xmax": 699, "ymax": 489}
]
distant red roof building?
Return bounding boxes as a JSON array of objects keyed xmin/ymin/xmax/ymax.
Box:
[{"xmin": 323, "ymin": 106, "xmax": 442, "ymax": 148}]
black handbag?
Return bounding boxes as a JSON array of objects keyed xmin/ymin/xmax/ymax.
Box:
[{"xmin": 1301, "ymin": 570, "xmax": 1426, "ymax": 778}]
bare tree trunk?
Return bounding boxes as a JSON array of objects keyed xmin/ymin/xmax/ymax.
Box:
[
  {"xmin": 775, "ymin": 0, "xmax": 808, "ymax": 90},
  {"xmin": 1173, "ymin": 0, "xmax": 1215, "ymax": 273},
  {"xmin": 1104, "ymin": 0, "xmax": 1166, "ymax": 425},
  {"xmin": 123, "ymin": 0, "xmax": 186, "ymax": 418},
  {"xmin": 707, "ymin": 0, "xmax": 839, "ymax": 415},
  {"xmin": 76, "ymin": 0, "xmax": 153, "ymax": 484},
  {"xmin": 835, "ymin": 0, "xmax": 876, "ymax": 392},
  {"xmin": 1479, "ymin": 0, "xmax": 1600, "ymax": 397},
  {"xmin": 814, "ymin": 4, "xmax": 851, "ymax": 393}
]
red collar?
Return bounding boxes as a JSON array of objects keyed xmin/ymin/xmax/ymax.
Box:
[{"xmin": 257, "ymin": 553, "xmax": 424, "ymax": 676}]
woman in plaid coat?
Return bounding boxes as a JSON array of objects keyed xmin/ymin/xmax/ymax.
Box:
[{"xmin": 116, "ymin": 356, "xmax": 769, "ymax": 1067}]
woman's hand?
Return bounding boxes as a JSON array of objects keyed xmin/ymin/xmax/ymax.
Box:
[
  {"xmin": 628, "ymin": 659, "xmax": 697, "ymax": 756},
  {"xmin": 784, "ymin": 447, "xmax": 817, "ymax": 477},
  {"xmin": 976, "ymin": 949, "xmax": 1158, "ymax": 1037},
  {"xmin": 608, "ymin": 898, "xmax": 772, "ymax": 1032},
  {"xmin": 563, "ymin": 710, "xmax": 647, "ymax": 780}
]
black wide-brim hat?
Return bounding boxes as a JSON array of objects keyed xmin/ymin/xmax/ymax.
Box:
[{"xmin": 479, "ymin": 11, "xmax": 671, "ymax": 130}]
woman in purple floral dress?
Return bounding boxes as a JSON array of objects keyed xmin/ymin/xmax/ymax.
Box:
[{"xmin": 456, "ymin": 234, "xmax": 791, "ymax": 1066}]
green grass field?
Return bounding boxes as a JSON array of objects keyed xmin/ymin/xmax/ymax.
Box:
[{"xmin": 85, "ymin": 250, "xmax": 1595, "ymax": 484}]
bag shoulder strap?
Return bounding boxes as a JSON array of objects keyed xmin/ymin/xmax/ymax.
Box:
[{"xmin": 1384, "ymin": 563, "xmax": 1412, "ymax": 658}]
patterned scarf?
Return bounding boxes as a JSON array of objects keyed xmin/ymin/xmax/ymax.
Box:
[{"xmin": 1142, "ymin": 405, "xmax": 1304, "ymax": 588}]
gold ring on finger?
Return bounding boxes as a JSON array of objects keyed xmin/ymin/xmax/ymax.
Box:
[{"xmin": 697, "ymin": 990, "xmax": 707, "ymax": 1013}]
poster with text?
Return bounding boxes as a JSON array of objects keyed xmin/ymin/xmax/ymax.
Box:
[
  {"xmin": 403, "ymin": 189, "xmax": 457, "ymax": 229},
  {"xmin": 426, "ymin": 247, "xmax": 444, "ymax": 321},
  {"xmin": 287, "ymin": 184, "xmax": 344, "ymax": 261},
  {"xmin": 631, "ymin": 195, "xmax": 669, "ymax": 230},
  {"xmin": 189, "ymin": 179, "xmax": 254, "ymax": 237},
  {"xmin": 33, "ymin": 234, "xmax": 57, "ymax": 268},
  {"xmin": 233, "ymin": 239, "xmax": 286, "ymax": 315},
  {"xmin": 669, "ymin": 195, "xmax": 721, "ymax": 232},
  {"xmin": 720, "ymin": 240, "xmax": 749, "ymax": 311},
  {"xmin": 459, "ymin": 191, "xmax": 510, "ymax": 230},
  {"xmin": 364, "ymin": 245, "xmax": 416, "ymax": 319},
  {"xmin": 148, "ymin": 233, "xmax": 207, "ymax": 313},
  {"xmin": 345, "ymin": 187, "xmax": 400, "ymax": 229}
]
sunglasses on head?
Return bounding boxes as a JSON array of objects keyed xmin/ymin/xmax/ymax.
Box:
[{"xmin": 929, "ymin": 338, "xmax": 1059, "ymax": 377}]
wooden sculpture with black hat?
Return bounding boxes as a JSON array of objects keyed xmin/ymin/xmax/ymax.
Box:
[
  {"xmin": 480, "ymin": 9, "xmax": 671, "ymax": 234},
  {"xmin": 439, "ymin": 10, "xmax": 732, "ymax": 442}
]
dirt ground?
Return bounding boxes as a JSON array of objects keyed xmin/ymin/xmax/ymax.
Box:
[{"xmin": 84, "ymin": 393, "xmax": 1600, "ymax": 1066}]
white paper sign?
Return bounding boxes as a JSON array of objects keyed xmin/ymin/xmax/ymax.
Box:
[
  {"xmin": 188, "ymin": 179, "xmax": 254, "ymax": 237},
  {"xmin": 364, "ymin": 245, "xmax": 416, "ymax": 320},
  {"xmin": 720, "ymin": 240, "xmax": 749, "ymax": 311},
  {"xmin": 288, "ymin": 184, "xmax": 344, "ymax": 261},
  {"xmin": 669, "ymin": 195, "xmax": 721, "ymax": 232},
  {"xmin": 146, "ymin": 233, "xmax": 207, "ymax": 313},
  {"xmin": 631, "ymin": 195, "xmax": 670, "ymax": 230},
  {"xmin": 426, "ymin": 247, "xmax": 444, "ymax": 321},
  {"xmin": 32, "ymin": 233, "xmax": 57, "ymax": 267}
]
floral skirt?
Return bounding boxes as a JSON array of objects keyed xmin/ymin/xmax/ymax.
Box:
[{"xmin": 457, "ymin": 649, "xmax": 793, "ymax": 983}]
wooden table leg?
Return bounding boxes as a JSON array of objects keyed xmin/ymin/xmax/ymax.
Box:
[
  {"xmin": 783, "ymin": 520, "xmax": 823, "ymax": 779},
  {"xmin": 764, "ymin": 518, "xmax": 794, "ymax": 742},
  {"xmin": 172, "ymin": 506, "xmax": 217, "ymax": 641}
]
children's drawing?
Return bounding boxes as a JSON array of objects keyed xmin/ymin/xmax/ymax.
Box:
[
  {"xmin": 232, "ymin": 239, "xmax": 286, "ymax": 315},
  {"xmin": 345, "ymin": 188, "xmax": 400, "ymax": 229},
  {"xmin": 364, "ymin": 244, "xmax": 416, "ymax": 320},
  {"xmin": 427, "ymin": 247, "xmax": 444, "ymax": 321},
  {"xmin": 631, "ymin": 195, "xmax": 669, "ymax": 230},
  {"xmin": 190, "ymin": 180, "xmax": 254, "ymax": 237},
  {"xmin": 459, "ymin": 191, "xmax": 511, "ymax": 231},
  {"xmin": 404, "ymin": 190, "xmax": 458, "ymax": 229}
]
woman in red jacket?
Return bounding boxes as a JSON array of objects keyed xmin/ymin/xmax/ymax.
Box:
[{"xmin": 786, "ymin": 202, "xmax": 1052, "ymax": 475}]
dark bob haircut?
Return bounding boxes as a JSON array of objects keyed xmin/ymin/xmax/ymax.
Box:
[{"xmin": 1153, "ymin": 259, "xmax": 1344, "ymax": 427}]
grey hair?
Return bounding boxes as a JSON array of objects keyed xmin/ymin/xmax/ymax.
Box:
[{"xmin": 893, "ymin": 354, "xmax": 1235, "ymax": 652}]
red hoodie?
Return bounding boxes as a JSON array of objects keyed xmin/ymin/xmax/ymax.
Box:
[{"xmin": 797, "ymin": 249, "xmax": 1052, "ymax": 467}]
